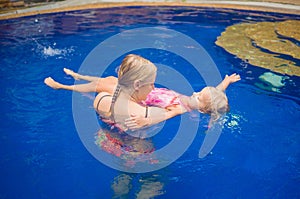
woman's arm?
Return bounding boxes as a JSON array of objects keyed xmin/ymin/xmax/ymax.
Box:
[{"xmin": 124, "ymin": 105, "xmax": 185, "ymax": 130}]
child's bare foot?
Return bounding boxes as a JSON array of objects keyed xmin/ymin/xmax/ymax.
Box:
[
  {"xmin": 44, "ymin": 77, "xmax": 62, "ymax": 89},
  {"xmin": 63, "ymin": 68, "xmax": 80, "ymax": 80}
]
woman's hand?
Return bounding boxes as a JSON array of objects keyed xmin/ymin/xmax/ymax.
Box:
[
  {"xmin": 124, "ymin": 114, "xmax": 152, "ymax": 131},
  {"xmin": 125, "ymin": 105, "xmax": 185, "ymax": 131}
]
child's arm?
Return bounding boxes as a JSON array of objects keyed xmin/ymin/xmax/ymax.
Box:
[{"xmin": 216, "ymin": 73, "xmax": 241, "ymax": 91}]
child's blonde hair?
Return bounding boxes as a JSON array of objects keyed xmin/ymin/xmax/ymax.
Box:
[
  {"xmin": 117, "ymin": 54, "xmax": 157, "ymax": 91},
  {"xmin": 202, "ymin": 87, "xmax": 229, "ymax": 121}
]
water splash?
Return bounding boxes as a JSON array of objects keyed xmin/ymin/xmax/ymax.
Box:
[
  {"xmin": 42, "ymin": 45, "xmax": 74, "ymax": 58},
  {"xmin": 224, "ymin": 112, "xmax": 247, "ymax": 135},
  {"xmin": 43, "ymin": 46, "xmax": 63, "ymax": 56},
  {"xmin": 32, "ymin": 39, "xmax": 75, "ymax": 59}
]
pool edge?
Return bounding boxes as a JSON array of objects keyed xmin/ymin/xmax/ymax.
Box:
[{"xmin": 0, "ymin": 2, "xmax": 299, "ymax": 20}]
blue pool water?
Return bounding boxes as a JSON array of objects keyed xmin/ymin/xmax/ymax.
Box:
[{"xmin": 1, "ymin": 6, "xmax": 300, "ymax": 198}]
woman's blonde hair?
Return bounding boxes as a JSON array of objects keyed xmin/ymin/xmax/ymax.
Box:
[
  {"xmin": 109, "ymin": 54, "xmax": 157, "ymax": 122},
  {"xmin": 202, "ymin": 87, "xmax": 229, "ymax": 121},
  {"xmin": 117, "ymin": 54, "xmax": 157, "ymax": 91}
]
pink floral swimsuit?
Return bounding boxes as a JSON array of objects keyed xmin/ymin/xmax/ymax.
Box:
[{"xmin": 142, "ymin": 88, "xmax": 182, "ymax": 108}]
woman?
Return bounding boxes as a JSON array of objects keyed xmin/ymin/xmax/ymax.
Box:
[{"xmin": 93, "ymin": 54, "xmax": 184, "ymax": 131}]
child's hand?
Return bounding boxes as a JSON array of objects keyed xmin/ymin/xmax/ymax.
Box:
[
  {"xmin": 225, "ymin": 73, "xmax": 241, "ymax": 84},
  {"xmin": 124, "ymin": 114, "xmax": 152, "ymax": 131},
  {"xmin": 217, "ymin": 73, "xmax": 241, "ymax": 91}
]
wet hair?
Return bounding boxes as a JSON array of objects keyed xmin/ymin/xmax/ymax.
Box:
[
  {"xmin": 202, "ymin": 87, "xmax": 230, "ymax": 121},
  {"xmin": 111, "ymin": 54, "xmax": 157, "ymax": 114},
  {"xmin": 117, "ymin": 54, "xmax": 157, "ymax": 91}
]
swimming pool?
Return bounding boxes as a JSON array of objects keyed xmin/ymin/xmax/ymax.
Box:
[{"xmin": 0, "ymin": 6, "xmax": 300, "ymax": 198}]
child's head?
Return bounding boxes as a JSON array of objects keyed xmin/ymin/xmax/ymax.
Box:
[{"xmin": 193, "ymin": 86, "xmax": 229, "ymax": 120}]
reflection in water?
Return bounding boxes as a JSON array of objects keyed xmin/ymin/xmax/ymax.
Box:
[
  {"xmin": 111, "ymin": 173, "xmax": 164, "ymax": 199},
  {"xmin": 95, "ymin": 127, "xmax": 158, "ymax": 168},
  {"xmin": 111, "ymin": 174, "xmax": 132, "ymax": 198},
  {"xmin": 95, "ymin": 125, "xmax": 165, "ymax": 198},
  {"xmin": 216, "ymin": 20, "xmax": 300, "ymax": 76}
]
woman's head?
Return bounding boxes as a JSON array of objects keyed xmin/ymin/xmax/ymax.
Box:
[
  {"xmin": 194, "ymin": 86, "xmax": 229, "ymax": 120},
  {"xmin": 117, "ymin": 54, "xmax": 157, "ymax": 101}
]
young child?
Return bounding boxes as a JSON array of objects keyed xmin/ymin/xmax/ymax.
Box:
[{"xmin": 44, "ymin": 68, "xmax": 240, "ymax": 129}]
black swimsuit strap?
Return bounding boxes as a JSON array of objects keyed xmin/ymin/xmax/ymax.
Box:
[
  {"xmin": 97, "ymin": 85, "xmax": 148, "ymax": 124},
  {"xmin": 96, "ymin": 94, "xmax": 112, "ymax": 111},
  {"xmin": 110, "ymin": 85, "xmax": 121, "ymax": 123},
  {"xmin": 145, "ymin": 106, "xmax": 148, "ymax": 118}
]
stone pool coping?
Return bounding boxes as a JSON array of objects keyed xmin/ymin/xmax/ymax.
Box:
[{"xmin": 0, "ymin": 0, "xmax": 299, "ymax": 20}]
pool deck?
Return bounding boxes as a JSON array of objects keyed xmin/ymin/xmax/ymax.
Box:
[{"xmin": 0, "ymin": 0, "xmax": 299, "ymax": 20}]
